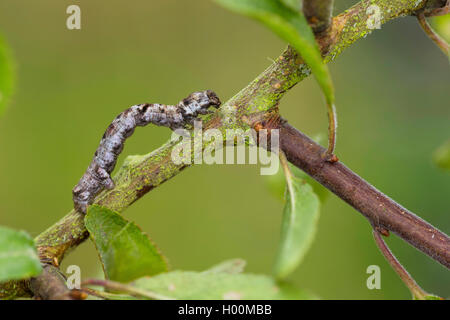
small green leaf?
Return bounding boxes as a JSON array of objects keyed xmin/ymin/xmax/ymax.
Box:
[
  {"xmin": 0, "ymin": 33, "xmax": 16, "ymax": 117},
  {"xmin": 430, "ymin": 14, "xmax": 450, "ymax": 43},
  {"xmin": 214, "ymin": 0, "xmax": 335, "ymax": 105},
  {"xmin": 132, "ymin": 271, "xmax": 316, "ymax": 300},
  {"xmin": 433, "ymin": 139, "xmax": 450, "ymax": 170},
  {"xmin": 264, "ymin": 162, "xmax": 329, "ymax": 202},
  {"xmin": 0, "ymin": 226, "xmax": 42, "ymax": 282},
  {"xmin": 202, "ymin": 259, "xmax": 247, "ymax": 274},
  {"xmin": 85, "ymin": 205, "xmax": 168, "ymax": 283},
  {"xmin": 273, "ymin": 154, "xmax": 320, "ymax": 279}
]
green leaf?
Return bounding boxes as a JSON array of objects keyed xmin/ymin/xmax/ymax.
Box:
[
  {"xmin": 84, "ymin": 260, "xmax": 318, "ymax": 300},
  {"xmin": 202, "ymin": 259, "xmax": 247, "ymax": 274},
  {"xmin": 273, "ymin": 162, "xmax": 320, "ymax": 279},
  {"xmin": 132, "ymin": 271, "xmax": 316, "ymax": 300},
  {"xmin": 433, "ymin": 139, "xmax": 450, "ymax": 170},
  {"xmin": 281, "ymin": 0, "xmax": 302, "ymax": 12},
  {"xmin": 0, "ymin": 226, "xmax": 42, "ymax": 282},
  {"xmin": 214, "ymin": 0, "xmax": 335, "ymax": 105},
  {"xmin": 85, "ymin": 287, "xmax": 136, "ymax": 300},
  {"xmin": 430, "ymin": 14, "xmax": 450, "ymax": 43},
  {"xmin": 83, "ymin": 278, "xmax": 173, "ymax": 300},
  {"xmin": 264, "ymin": 159, "xmax": 329, "ymax": 203},
  {"xmin": 0, "ymin": 33, "xmax": 16, "ymax": 117},
  {"xmin": 85, "ymin": 205, "xmax": 168, "ymax": 283}
]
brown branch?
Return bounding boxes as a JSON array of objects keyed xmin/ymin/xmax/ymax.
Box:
[
  {"xmin": 303, "ymin": 0, "xmax": 334, "ymax": 33},
  {"xmin": 30, "ymin": 265, "xmax": 85, "ymax": 300},
  {"xmin": 263, "ymin": 119, "xmax": 450, "ymax": 268}
]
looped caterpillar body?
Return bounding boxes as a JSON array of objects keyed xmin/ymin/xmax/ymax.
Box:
[{"xmin": 72, "ymin": 90, "xmax": 221, "ymax": 213}]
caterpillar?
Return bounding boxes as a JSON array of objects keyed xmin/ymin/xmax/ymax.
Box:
[{"xmin": 72, "ymin": 90, "xmax": 221, "ymax": 213}]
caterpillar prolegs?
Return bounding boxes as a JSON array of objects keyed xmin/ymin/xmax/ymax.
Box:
[{"xmin": 72, "ymin": 90, "xmax": 221, "ymax": 213}]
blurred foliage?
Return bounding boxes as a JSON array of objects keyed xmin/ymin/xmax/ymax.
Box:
[
  {"xmin": 281, "ymin": 0, "xmax": 302, "ymax": 12},
  {"xmin": 131, "ymin": 270, "xmax": 316, "ymax": 300},
  {"xmin": 215, "ymin": 0, "xmax": 336, "ymax": 108},
  {"xmin": 0, "ymin": 226, "xmax": 41, "ymax": 282},
  {"xmin": 86, "ymin": 259, "xmax": 317, "ymax": 300},
  {"xmin": 433, "ymin": 139, "xmax": 450, "ymax": 170},
  {"xmin": 273, "ymin": 156, "xmax": 320, "ymax": 280},
  {"xmin": 430, "ymin": 14, "xmax": 450, "ymax": 42},
  {"xmin": 203, "ymin": 258, "xmax": 247, "ymax": 274},
  {"xmin": 0, "ymin": 33, "xmax": 15, "ymax": 117},
  {"xmin": 0, "ymin": 0, "xmax": 448, "ymax": 299}
]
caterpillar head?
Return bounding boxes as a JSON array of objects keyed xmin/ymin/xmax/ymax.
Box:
[
  {"xmin": 203, "ymin": 90, "xmax": 221, "ymax": 109},
  {"xmin": 180, "ymin": 90, "xmax": 221, "ymax": 116}
]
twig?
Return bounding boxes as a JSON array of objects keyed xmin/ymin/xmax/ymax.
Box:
[
  {"xmin": 372, "ymin": 230, "xmax": 438, "ymax": 300},
  {"xmin": 274, "ymin": 120, "xmax": 450, "ymax": 268},
  {"xmin": 80, "ymin": 287, "xmax": 136, "ymax": 300},
  {"xmin": 82, "ymin": 279, "xmax": 174, "ymax": 300},
  {"xmin": 417, "ymin": 12, "xmax": 449, "ymax": 56},
  {"xmin": 30, "ymin": 265, "xmax": 85, "ymax": 300}
]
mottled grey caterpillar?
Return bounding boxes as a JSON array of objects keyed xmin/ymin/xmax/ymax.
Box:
[{"xmin": 73, "ymin": 90, "xmax": 221, "ymax": 213}]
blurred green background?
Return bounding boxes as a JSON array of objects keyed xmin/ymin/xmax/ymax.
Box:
[{"xmin": 0, "ymin": 0, "xmax": 448, "ymax": 299}]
